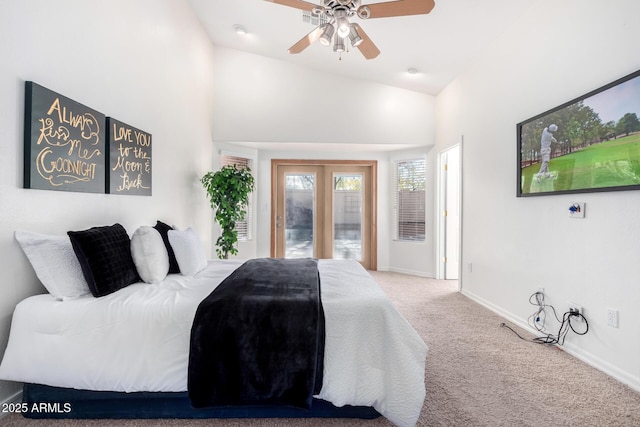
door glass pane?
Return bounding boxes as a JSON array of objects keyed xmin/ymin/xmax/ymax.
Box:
[
  {"xmin": 333, "ymin": 174, "xmax": 362, "ymax": 260},
  {"xmin": 285, "ymin": 174, "xmax": 315, "ymax": 258}
]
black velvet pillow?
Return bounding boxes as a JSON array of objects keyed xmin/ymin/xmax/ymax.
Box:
[
  {"xmin": 67, "ymin": 223, "xmax": 140, "ymax": 297},
  {"xmin": 154, "ymin": 220, "xmax": 180, "ymax": 274}
]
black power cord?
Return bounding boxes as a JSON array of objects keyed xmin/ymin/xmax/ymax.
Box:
[
  {"xmin": 527, "ymin": 291, "xmax": 562, "ymax": 332},
  {"xmin": 501, "ymin": 291, "xmax": 589, "ymax": 346}
]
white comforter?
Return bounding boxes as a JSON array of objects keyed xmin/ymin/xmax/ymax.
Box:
[{"xmin": 0, "ymin": 259, "xmax": 428, "ymax": 427}]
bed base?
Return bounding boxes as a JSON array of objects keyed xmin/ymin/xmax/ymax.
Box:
[{"xmin": 22, "ymin": 383, "xmax": 381, "ymax": 420}]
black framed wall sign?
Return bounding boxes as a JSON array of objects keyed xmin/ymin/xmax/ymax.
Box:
[
  {"xmin": 106, "ymin": 117, "xmax": 152, "ymax": 195},
  {"xmin": 24, "ymin": 81, "xmax": 106, "ymax": 193}
]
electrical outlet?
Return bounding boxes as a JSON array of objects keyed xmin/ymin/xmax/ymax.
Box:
[
  {"xmin": 607, "ymin": 309, "xmax": 619, "ymax": 328},
  {"xmin": 568, "ymin": 302, "xmax": 583, "ymax": 321}
]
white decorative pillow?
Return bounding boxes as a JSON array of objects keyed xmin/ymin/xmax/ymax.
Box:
[
  {"xmin": 168, "ymin": 227, "xmax": 208, "ymax": 276},
  {"xmin": 130, "ymin": 226, "xmax": 170, "ymax": 284},
  {"xmin": 15, "ymin": 230, "xmax": 90, "ymax": 300}
]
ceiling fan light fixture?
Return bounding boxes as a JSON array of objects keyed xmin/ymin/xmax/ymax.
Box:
[
  {"xmin": 337, "ymin": 22, "xmax": 350, "ymax": 38},
  {"xmin": 333, "ymin": 9, "xmax": 350, "ymax": 38},
  {"xmin": 348, "ymin": 24, "xmax": 363, "ymax": 47},
  {"xmin": 274, "ymin": 0, "xmax": 435, "ymax": 60},
  {"xmin": 319, "ymin": 23, "xmax": 335, "ymax": 46}
]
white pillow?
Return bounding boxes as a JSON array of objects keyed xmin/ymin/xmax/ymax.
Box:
[
  {"xmin": 168, "ymin": 227, "xmax": 207, "ymax": 276},
  {"xmin": 15, "ymin": 230, "xmax": 90, "ymax": 300},
  {"xmin": 130, "ymin": 226, "xmax": 169, "ymax": 284}
]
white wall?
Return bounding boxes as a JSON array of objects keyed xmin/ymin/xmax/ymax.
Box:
[
  {"xmin": 211, "ymin": 46, "xmax": 434, "ymax": 146},
  {"xmin": 0, "ymin": 0, "xmax": 216, "ymax": 403},
  {"xmin": 436, "ymin": 0, "xmax": 640, "ymax": 389},
  {"xmin": 210, "ymin": 47, "xmax": 436, "ymax": 275}
]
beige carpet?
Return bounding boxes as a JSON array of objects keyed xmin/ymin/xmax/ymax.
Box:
[{"xmin": 3, "ymin": 271, "xmax": 640, "ymax": 427}]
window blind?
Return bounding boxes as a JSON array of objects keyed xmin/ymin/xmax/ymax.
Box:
[
  {"xmin": 392, "ymin": 158, "xmax": 426, "ymax": 241},
  {"xmin": 221, "ymin": 154, "xmax": 254, "ymax": 241}
]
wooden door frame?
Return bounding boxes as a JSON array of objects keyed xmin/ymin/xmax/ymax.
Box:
[{"xmin": 271, "ymin": 159, "xmax": 378, "ymax": 270}]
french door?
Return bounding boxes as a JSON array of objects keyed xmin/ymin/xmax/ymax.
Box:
[{"xmin": 271, "ymin": 160, "xmax": 377, "ymax": 270}]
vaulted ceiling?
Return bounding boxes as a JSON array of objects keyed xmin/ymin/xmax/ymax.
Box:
[{"xmin": 189, "ymin": 0, "xmax": 538, "ymax": 95}]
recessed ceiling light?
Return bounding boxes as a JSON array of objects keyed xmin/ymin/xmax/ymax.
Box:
[
  {"xmin": 407, "ymin": 67, "xmax": 420, "ymax": 75},
  {"xmin": 233, "ymin": 24, "xmax": 247, "ymax": 35}
]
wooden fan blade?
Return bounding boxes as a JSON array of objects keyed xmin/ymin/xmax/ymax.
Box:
[
  {"xmin": 358, "ymin": 0, "xmax": 435, "ymax": 19},
  {"xmin": 264, "ymin": 0, "xmax": 318, "ymax": 12},
  {"xmin": 288, "ymin": 25, "xmax": 324, "ymax": 54},
  {"xmin": 353, "ymin": 24, "xmax": 380, "ymax": 59}
]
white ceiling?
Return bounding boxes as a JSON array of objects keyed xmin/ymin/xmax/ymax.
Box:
[{"xmin": 188, "ymin": 0, "xmax": 538, "ymax": 95}]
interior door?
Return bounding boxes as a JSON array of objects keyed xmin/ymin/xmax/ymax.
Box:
[
  {"xmin": 441, "ymin": 145, "xmax": 461, "ymax": 279},
  {"xmin": 272, "ymin": 161, "xmax": 376, "ymax": 270}
]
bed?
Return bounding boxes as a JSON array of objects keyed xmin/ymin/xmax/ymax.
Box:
[{"xmin": 0, "ymin": 224, "xmax": 428, "ymax": 427}]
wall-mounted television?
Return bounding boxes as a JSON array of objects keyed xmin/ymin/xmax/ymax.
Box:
[{"xmin": 517, "ymin": 69, "xmax": 640, "ymax": 197}]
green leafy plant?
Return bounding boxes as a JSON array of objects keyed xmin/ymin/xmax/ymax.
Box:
[{"xmin": 201, "ymin": 164, "xmax": 255, "ymax": 259}]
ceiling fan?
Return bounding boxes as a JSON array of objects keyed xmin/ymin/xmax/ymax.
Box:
[{"xmin": 265, "ymin": 0, "xmax": 435, "ymax": 59}]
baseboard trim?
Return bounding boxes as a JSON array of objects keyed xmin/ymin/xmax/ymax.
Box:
[
  {"xmin": 385, "ymin": 267, "xmax": 434, "ymax": 278},
  {"xmin": 461, "ymin": 288, "xmax": 640, "ymax": 393},
  {"xmin": 560, "ymin": 342, "xmax": 640, "ymax": 393},
  {"xmin": 0, "ymin": 389, "xmax": 23, "ymax": 419}
]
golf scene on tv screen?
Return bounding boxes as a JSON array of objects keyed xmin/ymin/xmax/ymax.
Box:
[{"xmin": 518, "ymin": 69, "xmax": 640, "ymax": 196}]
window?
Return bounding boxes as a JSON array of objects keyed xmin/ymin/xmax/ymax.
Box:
[
  {"xmin": 393, "ymin": 158, "xmax": 426, "ymax": 241},
  {"xmin": 221, "ymin": 153, "xmax": 254, "ymax": 241}
]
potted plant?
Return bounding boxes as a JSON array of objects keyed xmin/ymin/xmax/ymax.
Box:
[{"xmin": 201, "ymin": 164, "xmax": 255, "ymax": 259}]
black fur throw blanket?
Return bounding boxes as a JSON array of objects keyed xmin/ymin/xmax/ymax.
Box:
[{"xmin": 188, "ymin": 258, "xmax": 325, "ymax": 409}]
